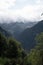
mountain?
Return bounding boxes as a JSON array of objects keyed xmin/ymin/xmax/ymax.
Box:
[
  {"xmin": 0, "ymin": 21, "xmax": 36, "ymax": 39},
  {"xmin": 18, "ymin": 20, "xmax": 43, "ymax": 50},
  {"xmin": 0, "ymin": 26, "xmax": 11, "ymax": 37}
]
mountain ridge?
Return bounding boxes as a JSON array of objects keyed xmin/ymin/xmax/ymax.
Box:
[
  {"xmin": 18, "ymin": 20, "xmax": 43, "ymax": 50},
  {"xmin": 0, "ymin": 21, "xmax": 36, "ymax": 39},
  {"xmin": 0, "ymin": 26, "xmax": 11, "ymax": 37}
]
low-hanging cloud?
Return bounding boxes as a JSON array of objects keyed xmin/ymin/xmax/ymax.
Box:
[{"xmin": 0, "ymin": 0, "xmax": 43, "ymax": 22}]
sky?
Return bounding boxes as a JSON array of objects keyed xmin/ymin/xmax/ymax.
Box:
[{"xmin": 0, "ymin": 0, "xmax": 43, "ymax": 22}]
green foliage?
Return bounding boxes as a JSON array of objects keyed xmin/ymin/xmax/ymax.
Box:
[
  {"xmin": 0, "ymin": 33, "xmax": 27, "ymax": 65},
  {"xmin": 0, "ymin": 32, "xmax": 43, "ymax": 65},
  {"xmin": 0, "ymin": 32, "xmax": 7, "ymax": 57},
  {"xmin": 0, "ymin": 57, "xmax": 9, "ymax": 65},
  {"xmin": 28, "ymin": 49, "xmax": 42, "ymax": 65},
  {"xmin": 7, "ymin": 38, "xmax": 22, "ymax": 58},
  {"xmin": 35, "ymin": 32, "xmax": 43, "ymax": 43},
  {"xmin": 28, "ymin": 32, "xmax": 43, "ymax": 65}
]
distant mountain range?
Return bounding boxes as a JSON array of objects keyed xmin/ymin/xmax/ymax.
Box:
[
  {"xmin": 0, "ymin": 21, "xmax": 36, "ymax": 39},
  {"xmin": 0, "ymin": 26, "xmax": 11, "ymax": 37},
  {"xmin": 18, "ymin": 20, "xmax": 43, "ymax": 50},
  {"xmin": 0, "ymin": 20, "xmax": 43, "ymax": 50}
]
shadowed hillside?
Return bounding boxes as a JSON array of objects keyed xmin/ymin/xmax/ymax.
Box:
[
  {"xmin": 19, "ymin": 20, "xmax": 43, "ymax": 50},
  {"xmin": 0, "ymin": 26, "xmax": 11, "ymax": 37}
]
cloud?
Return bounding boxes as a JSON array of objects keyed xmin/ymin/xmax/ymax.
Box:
[
  {"xmin": 0, "ymin": 0, "xmax": 43, "ymax": 22},
  {"xmin": 0, "ymin": 0, "xmax": 16, "ymax": 10},
  {"xmin": 0, "ymin": 0, "xmax": 16, "ymax": 20},
  {"xmin": 14, "ymin": 5, "xmax": 41, "ymax": 21}
]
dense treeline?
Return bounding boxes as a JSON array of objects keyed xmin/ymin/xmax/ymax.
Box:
[
  {"xmin": 25, "ymin": 32, "xmax": 43, "ymax": 65},
  {"xmin": 0, "ymin": 32, "xmax": 27, "ymax": 65},
  {"xmin": 0, "ymin": 32, "xmax": 43, "ymax": 65}
]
